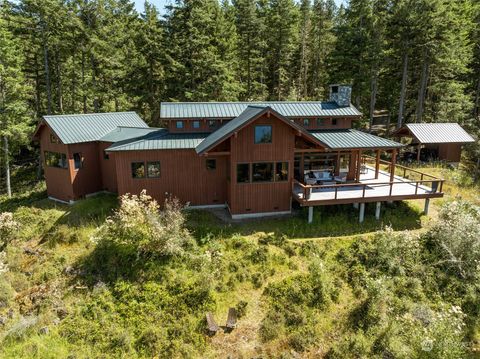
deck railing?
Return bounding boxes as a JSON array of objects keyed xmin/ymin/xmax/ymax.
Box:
[
  {"xmin": 294, "ymin": 158, "xmax": 444, "ymax": 202},
  {"xmin": 362, "ymin": 155, "xmax": 440, "ymax": 182}
]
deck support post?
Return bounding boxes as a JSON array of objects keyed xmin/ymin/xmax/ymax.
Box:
[
  {"xmin": 353, "ymin": 202, "xmax": 359, "ymax": 209},
  {"xmin": 375, "ymin": 150, "xmax": 380, "ymax": 179},
  {"xmin": 308, "ymin": 206, "xmax": 314, "ymax": 224},
  {"xmin": 390, "ymin": 149, "xmax": 397, "ymax": 182},
  {"xmin": 359, "ymin": 203, "xmax": 365, "ymax": 223},
  {"xmin": 375, "ymin": 202, "xmax": 381, "ymax": 220},
  {"xmin": 424, "ymin": 199, "xmax": 430, "ymax": 215},
  {"xmin": 417, "ymin": 144, "xmax": 421, "ymax": 162}
]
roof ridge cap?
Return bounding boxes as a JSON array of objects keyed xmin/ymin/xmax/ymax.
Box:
[{"xmin": 44, "ymin": 111, "xmax": 137, "ymax": 119}]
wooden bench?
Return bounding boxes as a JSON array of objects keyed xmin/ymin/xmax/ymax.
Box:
[
  {"xmin": 206, "ymin": 312, "xmax": 219, "ymax": 335},
  {"xmin": 225, "ymin": 308, "xmax": 237, "ymax": 331}
]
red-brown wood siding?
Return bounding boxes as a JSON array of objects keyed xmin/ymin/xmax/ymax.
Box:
[
  {"xmin": 68, "ymin": 142, "xmax": 103, "ymax": 198},
  {"xmin": 294, "ymin": 117, "xmax": 353, "ymax": 130},
  {"xmin": 114, "ymin": 149, "xmax": 228, "ymax": 206},
  {"xmin": 98, "ymin": 142, "xmax": 117, "ymax": 192},
  {"xmin": 228, "ymin": 113, "xmax": 295, "ymax": 215},
  {"xmin": 39, "ymin": 124, "xmax": 74, "ymax": 201},
  {"xmin": 438, "ymin": 143, "xmax": 462, "ymax": 162}
]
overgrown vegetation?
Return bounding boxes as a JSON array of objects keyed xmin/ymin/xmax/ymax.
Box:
[{"xmin": 0, "ymin": 167, "xmax": 479, "ymax": 357}]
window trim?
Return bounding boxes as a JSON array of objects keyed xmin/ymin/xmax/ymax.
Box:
[
  {"xmin": 254, "ymin": 125, "xmax": 273, "ymax": 144},
  {"xmin": 131, "ymin": 161, "xmax": 146, "ymax": 179},
  {"xmin": 146, "ymin": 161, "xmax": 161, "ymax": 178}
]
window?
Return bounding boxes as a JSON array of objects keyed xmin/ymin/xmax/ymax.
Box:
[
  {"xmin": 176, "ymin": 121, "xmax": 184, "ymax": 129},
  {"xmin": 193, "ymin": 120, "xmax": 200, "ymax": 129},
  {"xmin": 275, "ymin": 162, "xmax": 288, "ymax": 181},
  {"xmin": 237, "ymin": 163, "xmax": 250, "ymax": 183},
  {"xmin": 104, "ymin": 151, "xmax": 110, "ymax": 160},
  {"xmin": 73, "ymin": 153, "xmax": 83, "ymax": 170},
  {"xmin": 332, "ymin": 119, "xmax": 338, "ymax": 126},
  {"xmin": 331, "ymin": 85, "xmax": 339, "ymax": 93},
  {"xmin": 147, "ymin": 162, "xmax": 160, "ymax": 178},
  {"xmin": 254, "ymin": 125, "xmax": 272, "ymax": 144},
  {"xmin": 44, "ymin": 151, "xmax": 67, "ymax": 169},
  {"xmin": 208, "ymin": 120, "xmax": 216, "ymax": 128},
  {"xmin": 303, "ymin": 119, "xmax": 310, "ymax": 127},
  {"xmin": 131, "ymin": 162, "xmax": 145, "ymax": 178},
  {"xmin": 252, "ymin": 162, "xmax": 274, "ymax": 182},
  {"xmin": 206, "ymin": 159, "xmax": 216, "ymax": 170},
  {"xmin": 50, "ymin": 134, "xmax": 61, "ymax": 144},
  {"xmin": 316, "ymin": 118, "xmax": 324, "ymax": 127}
]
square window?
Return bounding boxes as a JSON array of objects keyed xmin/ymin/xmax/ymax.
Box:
[
  {"xmin": 147, "ymin": 161, "xmax": 160, "ymax": 178},
  {"xmin": 275, "ymin": 162, "xmax": 288, "ymax": 181},
  {"xmin": 332, "ymin": 119, "xmax": 338, "ymax": 126},
  {"xmin": 254, "ymin": 125, "xmax": 272, "ymax": 144},
  {"xmin": 104, "ymin": 151, "xmax": 109, "ymax": 160},
  {"xmin": 206, "ymin": 159, "xmax": 216, "ymax": 170},
  {"xmin": 208, "ymin": 120, "xmax": 216, "ymax": 128},
  {"xmin": 73, "ymin": 153, "xmax": 83, "ymax": 170},
  {"xmin": 252, "ymin": 162, "xmax": 274, "ymax": 182},
  {"xmin": 316, "ymin": 118, "xmax": 324, "ymax": 127},
  {"xmin": 193, "ymin": 120, "xmax": 200, "ymax": 129},
  {"xmin": 331, "ymin": 85, "xmax": 339, "ymax": 93},
  {"xmin": 50, "ymin": 134, "xmax": 60, "ymax": 144},
  {"xmin": 176, "ymin": 121, "xmax": 184, "ymax": 129},
  {"xmin": 303, "ymin": 119, "xmax": 310, "ymax": 127},
  {"xmin": 131, "ymin": 162, "xmax": 145, "ymax": 178},
  {"xmin": 236, "ymin": 163, "xmax": 250, "ymax": 183}
]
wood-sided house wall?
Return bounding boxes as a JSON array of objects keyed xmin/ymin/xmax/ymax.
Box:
[{"xmin": 38, "ymin": 124, "xmax": 117, "ymax": 202}]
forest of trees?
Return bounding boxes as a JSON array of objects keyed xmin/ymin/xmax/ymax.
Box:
[{"xmin": 0, "ymin": 0, "xmax": 479, "ymax": 194}]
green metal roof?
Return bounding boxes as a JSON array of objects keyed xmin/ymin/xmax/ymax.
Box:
[
  {"xmin": 160, "ymin": 101, "xmax": 362, "ymax": 119},
  {"xmin": 42, "ymin": 112, "xmax": 148, "ymax": 144},
  {"xmin": 99, "ymin": 126, "xmax": 159, "ymax": 143},
  {"xmin": 309, "ymin": 129, "xmax": 404, "ymax": 150},
  {"xmin": 106, "ymin": 130, "xmax": 208, "ymax": 151},
  {"xmin": 401, "ymin": 123, "xmax": 475, "ymax": 144}
]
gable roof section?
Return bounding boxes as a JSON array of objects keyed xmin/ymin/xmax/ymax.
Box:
[
  {"xmin": 36, "ymin": 112, "xmax": 148, "ymax": 144},
  {"xmin": 106, "ymin": 130, "xmax": 208, "ymax": 151},
  {"xmin": 309, "ymin": 129, "xmax": 403, "ymax": 150},
  {"xmin": 397, "ymin": 123, "xmax": 475, "ymax": 144},
  {"xmin": 195, "ymin": 106, "xmax": 327, "ymax": 154},
  {"xmin": 160, "ymin": 101, "xmax": 362, "ymax": 119}
]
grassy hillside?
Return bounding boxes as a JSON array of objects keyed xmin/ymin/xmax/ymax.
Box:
[{"xmin": 0, "ymin": 166, "xmax": 478, "ymax": 358}]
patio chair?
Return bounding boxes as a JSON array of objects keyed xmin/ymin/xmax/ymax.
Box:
[
  {"xmin": 206, "ymin": 312, "xmax": 220, "ymax": 335},
  {"xmin": 225, "ymin": 308, "xmax": 237, "ymax": 331}
]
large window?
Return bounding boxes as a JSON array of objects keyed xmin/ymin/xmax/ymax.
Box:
[
  {"xmin": 254, "ymin": 125, "xmax": 272, "ymax": 144},
  {"xmin": 147, "ymin": 162, "xmax": 160, "ymax": 178},
  {"xmin": 275, "ymin": 162, "xmax": 288, "ymax": 181},
  {"xmin": 206, "ymin": 159, "xmax": 216, "ymax": 170},
  {"xmin": 44, "ymin": 151, "xmax": 67, "ymax": 169},
  {"xmin": 73, "ymin": 153, "xmax": 83, "ymax": 170},
  {"xmin": 131, "ymin": 162, "xmax": 145, "ymax": 178},
  {"xmin": 252, "ymin": 162, "xmax": 274, "ymax": 182},
  {"xmin": 236, "ymin": 163, "xmax": 250, "ymax": 183}
]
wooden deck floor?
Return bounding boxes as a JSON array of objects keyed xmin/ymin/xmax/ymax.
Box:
[{"xmin": 293, "ymin": 166, "xmax": 443, "ymax": 206}]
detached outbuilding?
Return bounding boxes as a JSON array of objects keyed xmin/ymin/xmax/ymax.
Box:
[{"xmin": 394, "ymin": 123, "xmax": 475, "ymax": 163}]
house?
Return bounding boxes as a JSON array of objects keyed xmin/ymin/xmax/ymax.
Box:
[
  {"xmin": 394, "ymin": 123, "xmax": 475, "ymax": 163},
  {"xmin": 33, "ymin": 85, "xmax": 445, "ymax": 223}
]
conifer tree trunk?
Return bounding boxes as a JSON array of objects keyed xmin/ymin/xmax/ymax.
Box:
[
  {"xmin": 369, "ymin": 68, "xmax": 378, "ymax": 133},
  {"xmin": 474, "ymin": 76, "xmax": 480, "ymax": 118},
  {"xmin": 81, "ymin": 49, "xmax": 87, "ymax": 113},
  {"xmin": 3, "ymin": 137, "xmax": 11, "ymax": 198},
  {"xmin": 55, "ymin": 50, "xmax": 64, "ymax": 113},
  {"xmin": 416, "ymin": 50, "xmax": 429, "ymax": 123},
  {"xmin": 397, "ymin": 49, "xmax": 408, "ymax": 129},
  {"xmin": 41, "ymin": 23, "xmax": 52, "ymax": 115}
]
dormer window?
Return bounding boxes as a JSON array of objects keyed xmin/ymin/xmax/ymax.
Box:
[{"xmin": 176, "ymin": 121, "xmax": 184, "ymax": 129}]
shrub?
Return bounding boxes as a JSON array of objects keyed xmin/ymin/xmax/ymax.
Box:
[
  {"xmin": 93, "ymin": 191, "xmax": 194, "ymax": 258},
  {"xmin": 235, "ymin": 300, "xmax": 248, "ymax": 318},
  {"xmin": 259, "ymin": 310, "xmax": 284, "ymax": 342},
  {"xmin": 0, "ymin": 212, "xmax": 19, "ymax": 250}
]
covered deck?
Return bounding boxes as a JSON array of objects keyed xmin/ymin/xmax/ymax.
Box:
[{"xmin": 293, "ymin": 155, "xmax": 444, "ymax": 223}]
